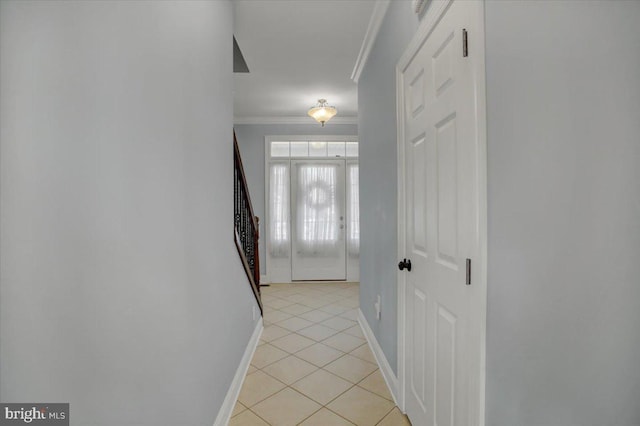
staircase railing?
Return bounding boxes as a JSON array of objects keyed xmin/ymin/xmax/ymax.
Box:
[{"xmin": 233, "ymin": 133, "xmax": 262, "ymax": 314}]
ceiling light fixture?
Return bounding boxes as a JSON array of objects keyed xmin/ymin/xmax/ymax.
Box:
[{"xmin": 308, "ymin": 99, "xmax": 337, "ymax": 127}]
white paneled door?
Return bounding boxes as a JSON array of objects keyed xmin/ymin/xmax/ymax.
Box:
[
  {"xmin": 398, "ymin": 1, "xmax": 486, "ymax": 425},
  {"xmin": 291, "ymin": 160, "xmax": 347, "ymax": 281}
]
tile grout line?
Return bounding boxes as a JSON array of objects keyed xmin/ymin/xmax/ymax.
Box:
[
  {"xmin": 235, "ymin": 282, "xmax": 401, "ymax": 425},
  {"xmin": 373, "ymin": 404, "xmax": 398, "ymax": 426},
  {"xmin": 246, "ymin": 406, "xmax": 272, "ymax": 426}
]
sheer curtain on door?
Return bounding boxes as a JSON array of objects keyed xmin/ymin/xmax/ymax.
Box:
[
  {"xmin": 269, "ymin": 163, "xmax": 289, "ymax": 257},
  {"xmin": 296, "ymin": 164, "xmax": 340, "ymax": 255},
  {"xmin": 347, "ymin": 163, "xmax": 359, "ymax": 257}
]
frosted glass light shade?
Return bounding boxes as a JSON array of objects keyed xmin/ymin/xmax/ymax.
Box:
[{"xmin": 308, "ymin": 99, "xmax": 337, "ymax": 126}]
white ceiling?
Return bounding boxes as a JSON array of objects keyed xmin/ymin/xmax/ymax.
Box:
[{"xmin": 233, "ymin": 0, "xmax": 376, "ymax": 123}]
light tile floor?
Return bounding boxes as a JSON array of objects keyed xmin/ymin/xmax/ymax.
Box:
[{"xmin": 231, "ymin": 282, "xmax": 411, "ymax": 426}]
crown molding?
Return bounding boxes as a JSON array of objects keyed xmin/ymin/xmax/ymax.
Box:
[
  {"xmin": 234, "ymin": 116, "xmax": 358, "ymax": 125},
  {"xmin": 350, "ymin": 0, "xmax": 391, "ymax": 84}
]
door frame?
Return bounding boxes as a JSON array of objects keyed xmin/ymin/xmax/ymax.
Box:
[
  {"xmin": 395, "ymin": 0, "xmax": 488, "ymax": 423},
  {"xmin": 263, "ymin": 135, "xmax": 359, "ymax": 284}
]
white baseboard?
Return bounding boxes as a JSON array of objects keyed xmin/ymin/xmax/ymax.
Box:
[
  {"xmin": 213, "ymin": 318, "xmax": 263, "ymax": 426},
  {"xmin": 260, "ymin": 275, "xmax": 270, "ymax": 285},
  {"xmin": 358, "ymin": 309, "xmax": 400, "ymax": 406}
]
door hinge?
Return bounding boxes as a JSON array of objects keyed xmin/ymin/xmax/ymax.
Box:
[
  {"xmin": 466, "ymin": 258, "xmax": 471, "ymax": 285},
  {"xmin": 462, "ymin": 29, "xmax": 468, "ymax": 57}
]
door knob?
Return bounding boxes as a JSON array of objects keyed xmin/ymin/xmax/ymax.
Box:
[{"xmin": 398, "ymin": 259, "xmax": 412, "ymax": 271}]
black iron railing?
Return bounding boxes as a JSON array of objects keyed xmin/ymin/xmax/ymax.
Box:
[{"xmin": 233, "ymin": 133, "xmax": 262, "ymax": 314}]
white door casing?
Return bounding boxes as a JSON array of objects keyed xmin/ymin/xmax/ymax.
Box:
[
  {"xmin": 397, "ymin": 1, "xmax": 487, "ymax": 425},
  {"xmin": 264, "ymin": 136, "xmax": 358, "ymax": 283}
]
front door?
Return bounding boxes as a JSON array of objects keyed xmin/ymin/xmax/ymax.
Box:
[
  {"xmin": 399, "ymin": 1, "xmax": 486, "ymax": 425},
  {"xmin": 291, "ymin": 159, "xmax": 347, "ymax": 280}
]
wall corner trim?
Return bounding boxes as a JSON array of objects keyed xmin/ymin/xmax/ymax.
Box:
[
  {"xmin": 212, "ymin": 318, "xmax": 263, "ymax": 426},
  {"xmin": 357, "ymin": 309, "xmax": 400, "ymax": 406},
  {"xmin": 351, "ymin": 0, "xmax": 391, "ymax": 83}
]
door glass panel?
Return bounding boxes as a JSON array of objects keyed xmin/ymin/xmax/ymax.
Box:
[
  {"xmin": 269, "ymin": 163, "xmax": 290, "ymax": 257},
  {"xmin": 268, "ymin": 139, "xmax": 357, "ymax": 159},
  {"xmin": 296, "ymin": 164, "xmax": 339, "ymax": 253},
  {"xmin": 308, "ymin": 141, "xmax": 327, "ymax": 157},
  {"xmin": 346, "ymin": 142, "xmax": 359, "ymax": 157},
  {"xmin": 327, "ymin": 142, "xmax": 346, "ymax": 157},
  {"xmin": 290, "ymin": 141, "xmax": 309, "ymax": 157},
  {"xmin": 291, "ymin": 161, "xmax": 346, "ymax": 280},
  {"xmin": 271, "ymin": 141, "xmax": 290, "ymax": 157},
  {"xmin": 347, "ymin": 163, "xmax": 360, "ymax": 256}
]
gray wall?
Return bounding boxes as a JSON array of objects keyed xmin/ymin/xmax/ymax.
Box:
[
  {"xmin": 357, "ymin": 1, "xmax": 419, "ymax": 375},
  {"xmin": 0, "ymin": 2, "xmax": 260, "ymax": 425},
  {"xmin": 233, "ymin": 123, "xmax": 358, "ymax": 275},
  {"xmin": 485, "ymin": 1, "xmax": 640, "ymax": 425}
]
